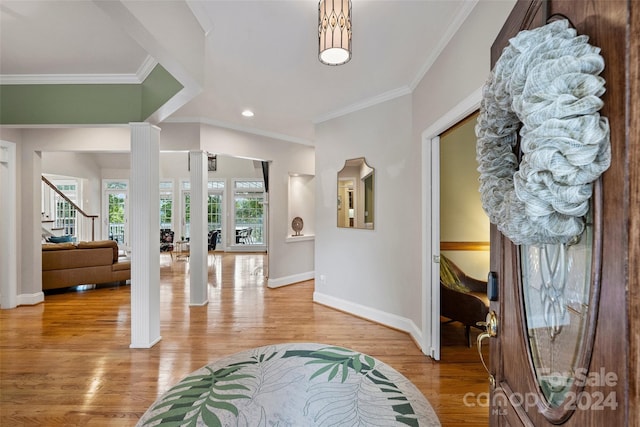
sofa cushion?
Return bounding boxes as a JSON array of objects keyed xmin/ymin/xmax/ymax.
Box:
[
  {"xmin": 42, "ymin": 243, "xmax": 76, "ymax": 251},
  {"xmin": 112, "ymin": 260, "xmax": 131, "ymax": 272},
  {"xmin": 42, "ymin": 247, "xmax": 114, "ymax": 271},
  {"xmin": 76, "ymin": 240, "xmax": 119, "ymax": 262}
]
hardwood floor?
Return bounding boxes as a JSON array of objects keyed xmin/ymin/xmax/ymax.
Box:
[{"xmin": 0, "ymin": 253, "xmax": 490, "ymax": 426}]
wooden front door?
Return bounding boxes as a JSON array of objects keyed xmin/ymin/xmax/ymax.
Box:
[{"xmin": 482, "ymin": 1, "xmax": 636, "ymax": 425}]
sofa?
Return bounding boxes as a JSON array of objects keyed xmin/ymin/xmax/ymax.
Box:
[{"xmin": 42, "ymin": 240, "xmax": 131, "ymax": 291}]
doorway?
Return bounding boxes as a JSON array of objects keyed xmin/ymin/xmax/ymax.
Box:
[
  {"xmin": 421, "ymin": 88, "xmax": 483, "ymax": 360},
  {"xmin": 103, "ymin": 180, "xmax": 129, "ymax": 246},
  {"xmin": 439, "ymin": 112, "xmax": 490, "ymax": 350}
]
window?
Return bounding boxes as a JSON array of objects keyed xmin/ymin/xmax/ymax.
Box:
[
  {"xmin": 104, "ymin": 180, "xmax": 128, "ymax": 244},
  {"xmin": 160, "ymin": 181, "xmax": 173, "ymax": 231},
  {"xmin": 181, "ymin": 180, "xmax": 225, "ymax": 240},
  {"xmin": 208, "ymin": 181, "xmax": 224, "ymax": 247},
  {"xmin": 207, "ymin": 181, "xmax": 224, "ymax": 232},
  {"xmin": 53, "ymin": 180, "xmax": 78, "ymax": 236},
  {"xmin": 106, "ymin": 181, "xmax": 127, "ymax": 190},
  {"xmin": 181, "ymin": 183, "xmax": 191, "ymax": 239},
  {"xmin": 234, "ymin": 180, "xmax": 264, "ymax": 245}
]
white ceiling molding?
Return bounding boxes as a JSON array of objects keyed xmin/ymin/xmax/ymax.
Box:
[
  {"xmin": 313, "ymin": 86, "xmax": 412, "ymax": 124},
  {"xmin": 164, "ymin": 116, "xmax": 314, "ymax": 147},
  {"xmin": 136, "ymin": 55, "xmax": 160, "ymax": 81},
  {"xmin": 186, "ymin": 0, "xmax": 214, "ymax": 36},
  {"xmin": 0, "ymin": 123, "xmax": 129, "ymax": 129},
  {"xmin": 409, "ymin": 0, "xmax": 479, "ymax": 90},
  {"xmin": 0, "ymin": 73, "xmax": 141, "ymax": 85},
  {"xmin": 0, "ymin": 55, "xmax": 157, "ymax": 85}
]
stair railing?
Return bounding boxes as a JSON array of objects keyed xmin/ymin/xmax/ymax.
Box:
[{"xmin": 41, "ymin": 176, "xmax": 98, "ymax": 241}]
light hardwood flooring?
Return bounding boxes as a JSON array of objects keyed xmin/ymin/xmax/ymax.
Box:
[{"xmin": 0, "ymin": 252, "xmax": 490, "ymax": 426}]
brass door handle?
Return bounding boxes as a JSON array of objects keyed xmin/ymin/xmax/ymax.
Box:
[{"xmin": 477, "ymin": 311, "xmax": 497, "ymax": 388}]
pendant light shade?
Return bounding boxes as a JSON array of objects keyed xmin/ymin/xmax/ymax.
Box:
[{"xmin": 318, "ymin": 0, "xmax": 352, "ymax": 65}]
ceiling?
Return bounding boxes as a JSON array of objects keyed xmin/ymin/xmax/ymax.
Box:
[{"xmin": 0, "ymin": 0, "xmax": 478, "ymax": 145}]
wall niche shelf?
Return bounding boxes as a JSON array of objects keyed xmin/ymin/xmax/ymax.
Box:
[
  {"xmin": 285, "ymin": 234, "xmax": 315, "ymax": 243},
  {"xmin": 287, "ymin": 173, "xmax": 315, "ymax": 242}
]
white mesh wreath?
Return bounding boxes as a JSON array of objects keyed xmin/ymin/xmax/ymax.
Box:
[{"xmin": 475, "ymin": 19, "xmax": 611, "ymax": 245}]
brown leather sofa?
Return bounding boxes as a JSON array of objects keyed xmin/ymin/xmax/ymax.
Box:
[
  {"xmin": 440, "ymin": 255, "xmax": 490, "ymax": 346},
  {"xmin": 42, "ymin": 240, "xmax": 130, "ymax": 291}
]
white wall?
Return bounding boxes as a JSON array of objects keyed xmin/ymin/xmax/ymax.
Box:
[
  {"xmin": 315, "ymin": 95, "xmax": 421, "ymax": 335},
  {"xmin": 314, "ymin": 0, "xmax": 516, "ymax": 347}
]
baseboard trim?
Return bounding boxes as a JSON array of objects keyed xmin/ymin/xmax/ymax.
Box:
[
  {"xmin": 130, "ymin": 335, "xmax": 162, "ymax": 349},
  {"xmin": 17, "ymin": 292, "xmax": 45, "ymax": 306},
  {"xmin": 267, "ymin": 271, "xmax": 314, "ymax": 288},
  {"xmin": 313, "ymin": 291, "xmax": 423, "ymax": 348},
  {"xmin": 226, "ymin": 245, "xmax": 267, "ymax": 253},
  {"xmin": 189, "ymin": 300, "xmax": 209, "ymax": 307}
]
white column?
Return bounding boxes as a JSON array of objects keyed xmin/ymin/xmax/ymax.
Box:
[
  {"xmin": 20, "ymin": 147, "xmax": 44, "ymax": 304},
  {"xmin": 130, "ymin": 123, "xmax": 161, "ymax": 348},
  {"xmin": 189, "ymin": 151, "xmax": 208, "ymax": 305},
  {"xmin": 0, "ymin": 141, "xmax": 17, "ymax": 309}
]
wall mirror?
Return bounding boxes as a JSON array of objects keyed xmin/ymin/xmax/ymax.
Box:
[{"xmin": 337, "ymin": 157, "xmax": 374, "ymax": 229}]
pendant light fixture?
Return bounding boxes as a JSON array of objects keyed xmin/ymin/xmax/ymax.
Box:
[{"xmin": 318, "ymin": 0, "xmax": 352, "ymax": 65}]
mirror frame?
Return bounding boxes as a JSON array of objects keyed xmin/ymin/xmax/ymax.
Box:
[{"xmin": 337, "ymin": 157, "xmax": 374, "ymax": 230}]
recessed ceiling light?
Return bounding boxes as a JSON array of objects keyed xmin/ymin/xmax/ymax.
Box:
[{"xmin": 242, "ymin": 110, "xmax": 254, "ymax": 117}]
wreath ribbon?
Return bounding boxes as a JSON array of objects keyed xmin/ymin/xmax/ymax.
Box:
[{"xmin": 476, "ymin": 19, "xmax": 611, "ymax": 245}]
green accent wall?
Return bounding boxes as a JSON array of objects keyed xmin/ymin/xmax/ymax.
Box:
[
  {"xmin": 0, "ymin": 64, "xmax": 183, "ymax": 125},
  {"xmin": 141, "ymin": 64, "xmax": 184, "ymax": 120}
]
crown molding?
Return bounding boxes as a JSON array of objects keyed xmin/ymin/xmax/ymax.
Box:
[
  {"xmin": 0, "ymin": 123, "xmax": 129, "ymax": 129},
  {"xmin": 409, "ymin": 0, "xmax": 479, "ymax": 90},
  {"xmin": 0, "ymin": 73, "xmax": 140, "ymax": 85},
  {"xmin": 0, "ymin": 55, "xmax": 158, "ymax": 85},
  {"xmin": 163, "ymin": 116, "xmax": 314, "ymax": 147},
  {"xmin": 136, "ymin": 55, "xmax": 159, "ymax": 81},
  {"xmin": 313, "ymin": 86, "xmax": 412, "ymax": 124},
  {"xmin": 186, "ymin": 0, "xmax": 214, "ymax": 36}
]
